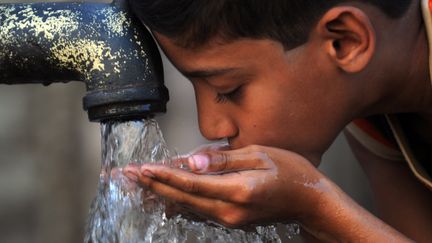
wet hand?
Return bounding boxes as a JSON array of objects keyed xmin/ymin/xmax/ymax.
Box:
[{"xmin": 123, "ymin": 145, "xmax": 333, "ymax": 228}]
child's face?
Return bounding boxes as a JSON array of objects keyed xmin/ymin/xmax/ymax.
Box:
[{"xmin": 155, "ymin": 34, "xmax": 358, "ymax": 164}]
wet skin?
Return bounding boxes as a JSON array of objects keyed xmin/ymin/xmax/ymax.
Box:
[{"xmin": 124, "ymin": 3, "xmax": 432, "ymax": 242}]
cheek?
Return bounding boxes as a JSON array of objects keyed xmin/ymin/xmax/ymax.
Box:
[{"xmin": 237, "ymin": 79, "xmax": 346, "ymax": 158}]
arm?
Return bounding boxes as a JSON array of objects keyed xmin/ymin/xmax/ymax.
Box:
[
  {"xmin": 123, "ymin": 145, "xmax": 415, "ymax": 242},
  {"xmin": 299, "ymin": 175, "xmax": 411, "ymax": 242},
  {"xmin": 345, "ymin": 132, "xmax": 432, "ymax": 242}
]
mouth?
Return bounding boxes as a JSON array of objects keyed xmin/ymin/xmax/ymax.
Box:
[{"xmin": 227, "ymin": 138, "xmax": 245, "ymax": 150}]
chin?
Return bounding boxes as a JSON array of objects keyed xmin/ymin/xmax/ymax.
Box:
[{"xmin": 298, "ymin": 150, "xmax": 323, "ymax": 167}]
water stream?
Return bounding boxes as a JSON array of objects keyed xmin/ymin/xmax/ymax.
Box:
[{"xmin": 85, "ymin": 119, "xmax": 299, "ymax": 243}]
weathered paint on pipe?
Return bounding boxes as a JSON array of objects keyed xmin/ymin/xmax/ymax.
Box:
[{"xmin": 0, "ymin": 0, "xmax": 169, "ymax": 121}]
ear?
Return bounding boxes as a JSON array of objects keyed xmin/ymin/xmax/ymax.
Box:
[{"xmin": 316, "ymin": 7, "xmax": 376, "ymax": 73}]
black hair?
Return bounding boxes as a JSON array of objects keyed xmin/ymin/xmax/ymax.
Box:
[{"xmin": 129, "ymin": 0, "xmax": 412, "ymax": 49}]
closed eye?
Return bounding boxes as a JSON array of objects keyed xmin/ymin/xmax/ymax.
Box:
[{"xmin": 214, "ymin": 86, "xmax": 243, "ymax": 104}]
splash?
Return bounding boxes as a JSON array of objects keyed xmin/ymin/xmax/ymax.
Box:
[{"xmin": 85, "ymin": 119, "xmax": 299, "ymax": 242}]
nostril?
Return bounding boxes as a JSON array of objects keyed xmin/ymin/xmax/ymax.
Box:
[{"xmin": 203, "ymin": 126, "xmax": 238, "ymax": 143}]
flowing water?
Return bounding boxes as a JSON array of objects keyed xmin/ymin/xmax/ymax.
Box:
[{"xmin": 85, "ymin": 119, "xmax": 299, "ymax": 243}]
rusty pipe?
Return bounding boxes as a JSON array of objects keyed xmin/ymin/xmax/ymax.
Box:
[{"xmin": 0, "ymin": 0, "xmax": 169, "ymax": 121}]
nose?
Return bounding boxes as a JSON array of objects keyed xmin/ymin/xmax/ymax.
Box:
[{"xmin": 196, "ymin": 98, "xmax": 238, "ymax": 141}]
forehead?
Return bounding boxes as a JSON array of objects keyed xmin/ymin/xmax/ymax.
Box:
[{"xmin": 154, "ymin": 33, "xmax": 289, "ymax": 72}]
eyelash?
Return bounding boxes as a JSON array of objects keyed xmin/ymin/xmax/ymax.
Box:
[{"xmin": 215, "ymin": 86, "xmax": 242, "ymax": 104}]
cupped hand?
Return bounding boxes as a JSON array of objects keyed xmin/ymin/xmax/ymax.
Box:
[{"xmin": 123, "ymin": 145, "xmax": 334, "ymax": 228}]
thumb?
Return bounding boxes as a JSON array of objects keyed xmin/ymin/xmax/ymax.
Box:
[{"xmin": 188, "ymin": 150, "xmax": 272, "ymax": 174}]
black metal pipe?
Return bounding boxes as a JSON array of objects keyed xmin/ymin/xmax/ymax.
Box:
[{"xmin": 0, "ymin": 0, "xmax": 169, "ymax": 122}]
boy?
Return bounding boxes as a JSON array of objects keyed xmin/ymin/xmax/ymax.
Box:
[{"xmin": 123, "ymin": 0, "xmax": 432, "ymax": 242}]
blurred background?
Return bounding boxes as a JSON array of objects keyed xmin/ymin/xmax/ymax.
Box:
[{"xmin": 0, "ymin": 1, "xmax": 374, "ymax": 242}]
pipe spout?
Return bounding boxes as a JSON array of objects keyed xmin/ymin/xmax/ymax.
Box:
[{"xmin": 0, "ymin": 0, "xmax": 169, "ymax": 122}]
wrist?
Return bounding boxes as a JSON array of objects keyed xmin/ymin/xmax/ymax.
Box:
[
  {"xmin": 296, "ymin": 177, "xmax": 344, "ymax": 241},
  {"xmin": 296, "ymin": 177, "xmax": 411, "ymax": 242}
]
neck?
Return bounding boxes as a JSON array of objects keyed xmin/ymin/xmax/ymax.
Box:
[{"xmin": 369, "ymin": 0, "xmax": 432, "ymax": 116}]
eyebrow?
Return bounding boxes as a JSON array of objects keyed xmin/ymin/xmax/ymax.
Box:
[{"xmin": 182, "ymin": 67, "xmax": 239, "ymax": 79}]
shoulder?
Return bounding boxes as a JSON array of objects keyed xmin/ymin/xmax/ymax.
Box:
[
  {"xmin": 344, "ymin": 129, "xmax": 432, "ymax": 242},
  {"xmin": 345, "ymin": 116, "xmax": 404, "ymax": 161},
  {"xmin": 345, "ymin": 115, "xmax": 432, "ymax": 190}
]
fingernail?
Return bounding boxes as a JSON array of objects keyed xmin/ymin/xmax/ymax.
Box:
[
  {"xmin": 141, "ymin": 169, "xmax": 155, "ymax": 178},
  {"xmin": 124, "ymin": 164, "xmax": 138, "ymax": 172},
  {"xmin": 189, "ymin": 154, "xmax": 209, "ymax": 171},
  {"xmin": 124, "ymin": 171, "xmax": 138, "ymax": 182}
]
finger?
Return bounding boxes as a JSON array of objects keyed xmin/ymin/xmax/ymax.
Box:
[
  {"xmin": 123, "ymin": 163, "xmax": 142, "ymax": 181},
  {"xmin": 188, "ymin": 150, "xmax": 273, "ymax": 174},
  {"xmin": 170, "ymin": 142, "xmax": 231, "ymax": 169},
  {"xmin": 170, "ymin": 157, "xmax": 190, "ymax": 170},
  {"xmin": 164, "ymin": 200, "xmax": 181, "ymax": 219},
  {"xmin": 145, "ymin": 178, "xmax": 253, "ymax": 228},
  {"xmin": 165, "ymin": 200, "xmax": 208, "ymax": 223},
  {"xmin": 140, "ymin": 165, "xmax": 241, "ymax": 198},
  {"xmin": 138, "ymin": 174, "xmax": 230, "ymax": 222}
]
